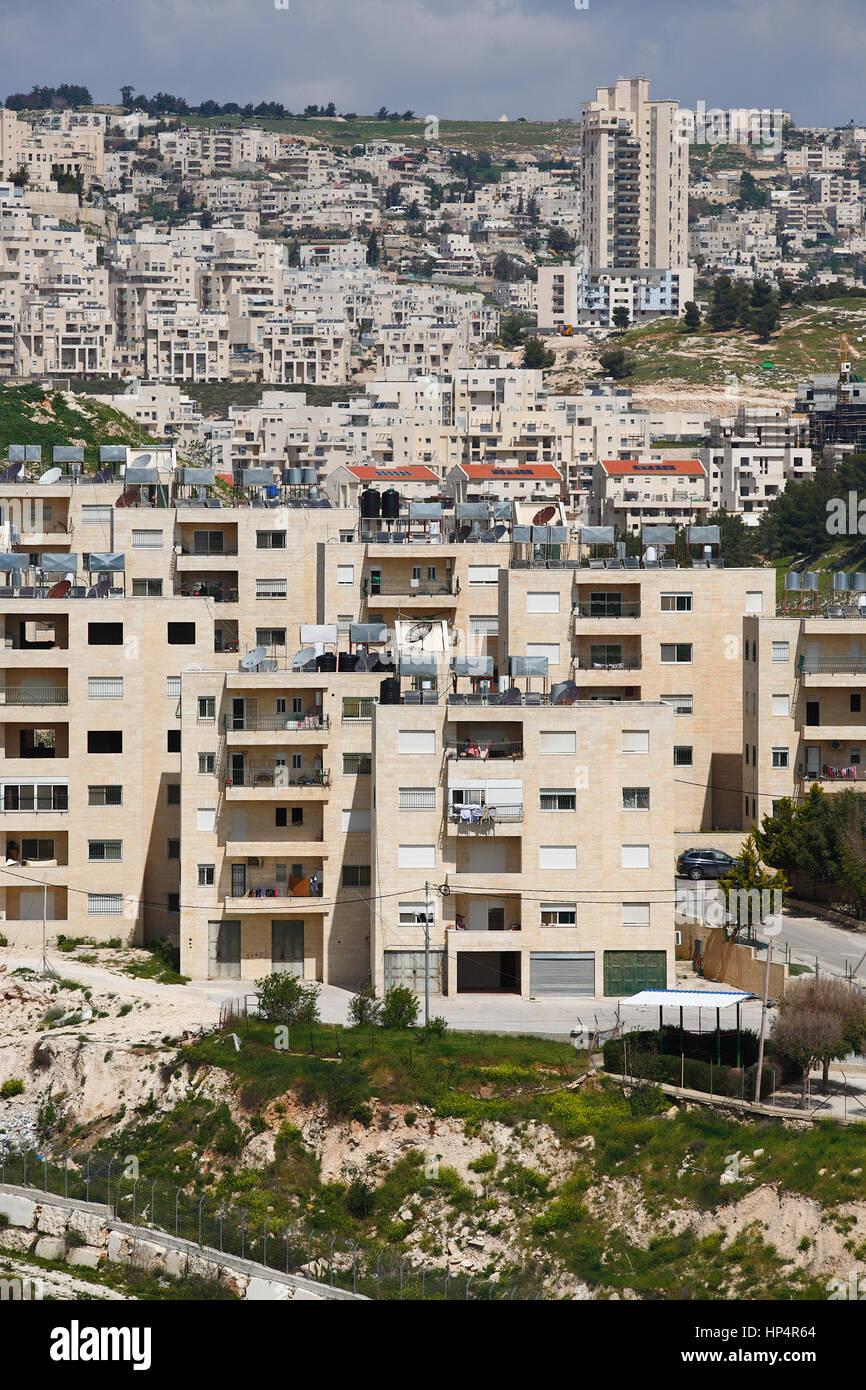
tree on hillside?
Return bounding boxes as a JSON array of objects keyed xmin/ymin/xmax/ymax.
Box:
[
  {"xmin": 597, "ymin": 347, "xmax": 634, "ymax": 380},
  {"xmin": 547, "ymin": 225, "xmax": 576, "ymax": 256},
  {"xmin": 499, "ymin": 315, "xmax": 527, "ymax": 348},
  {"xmin": 682, "ymin": 300, "xmax": 701, "ymax": 331},
  {"xmin": 366, "ymin": 230, "xmax": 379, "ymax": 266},
  {"xmin": 522, "ymin": 337, "xmax": 555, "ymax": 369},
  {"xmin": 737, "ymin": 169, "xmax": 768, "ymax": 210},
  {"xmin": 716, "ymin": 834, "xmax": 789, "ymax": 943},
  {"xmin": 771, "ymin": 1006, "xmax": 845, "ymax": 1107},
  {"xmin": 612, "ymin": 306, "xmax": 630, "ymax": 333}
]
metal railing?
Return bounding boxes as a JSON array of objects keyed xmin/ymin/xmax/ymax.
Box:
[
  {"xmin": 0, "ymin": 686, "xmax": 68, "ymax": 705},
  {"xmin": 235, "ymin": 880, "xmax": 324, "ymax": 899},
  {"xmin": 444, "ymin": 740, "xmax": 524, "ymax": 760},
  {"xmin": 800, "ymin": 656, "xmax": 866, "ymax": 674},
  {"xmin": 363, "ymin": 578, "xmax": 455, "ymax": 597},
  {"xmin": 178, "ymin": 586, "xmax": 239, "ymax": 603},
  {"xmin": 227, "ymin": 766, "xmax": 330, "ymax": 788},
  {"xmin": 223, "ymin": 713, "xmax": 330, "ymax": 732},
  {"xmin": 574, "ymin": 657, "xmax": 641, "ymax": 671},
  {"xmin": 448, "ymin": 802, "xmax": 524, "ymax": 824},
  {"xmin": 180, "ymin": 544, "xmax": 238, "ymax": 556},
  {"xmin": 574, "ymin": 602, "xmax": 641, "ymax": 619}
]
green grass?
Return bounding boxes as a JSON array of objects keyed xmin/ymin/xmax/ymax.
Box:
[
  {"xmin": 0, "ymin": 383, "xmax": 155, "ymax": 467},
  {"xmin": 185, "ymin": 114, "xmax": 579, "ymax": 153}
]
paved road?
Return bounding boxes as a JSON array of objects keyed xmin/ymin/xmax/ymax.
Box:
[{"xmin": 757, "ymin": 905, "xmax": 866, "ymax": 982}]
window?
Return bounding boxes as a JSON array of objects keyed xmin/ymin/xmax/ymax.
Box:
[
  {"xmin": 622, "ymin": 902, "xmax": 650, "ymax": 928},
  {"xmin": 21, "ymin": 838, "xmax": 54, "ymax": 861},
  {"xmin": 660, "ymin": 643, "xmax": 692, "ymax": 664},
  {"xmin": 88, "ymin": 622, "xmax": 123, "ymax": 646},
  {"xmin": 673, "ymin": 746, "xmax": 693, "ymax": 766},
  {"xmin": 540, "ymin": 903, "xmax": 576, "ymax": 926},
  {"xmin": 467, "ymin": 566, "xmax": 498, "ymax": 585},
  {"xmin": 256, "ymin": 530, "xmax": 286, "ymax": 549},
  {"xmin": 342, "ymin": 808, "xmax": 371, "ymax": 832},
  {"xmin": 398, "ymin": 844, "xmax": 435, "ymax": 869},
  {"xmin": 342, "ymin": 696, "xmax": 376, "ymax": 720},
  {"xmin": 2, "ymin": 783, "xmax": 68, "ymax": 812},
  {"xmin": 131, "ymin": 529, "xmax": 164, "ymax": 549},
  {"xmin": 81, "ymin": 505, "xmax": 112, "ymax": 525},
  {"xmin": 87, "ymin": 731, "xmax": 122, "ymax": 754},
  {"xmin": 196, "ymin": 808, "xmax": 216, "ymax": 832},
  {"xmin": 539, "ymin": 730, "xmax": 576, "ymax": 754},
  {"xmin": 660, "ymin": 593, "xmax": 692, "ymax": 612},
  {"xmin": 526, "ymin": 592, "xmax": 560, "ymax": 613},
  {"xmin": 398, "ymin": 729, "xmax": 435, "ymax": 754},
  {"xmin": 198, "ymin": 696, "xmax": 216, "ymax": 721},
  {"xmin": 469, "ymin": 615, "xmax": 499, "ymax": 636},
  {"xmin": 622, "ymin": 787, "xmax": 650, "ymax": 810},
  {"xmin": 198, "ymin": 753, "xmax": 215, "ymax": 775},
  {"xmin": 772, "ymin": 641, "xmax": 789, "ymax": 663},
  {"xmin": 291, "ymin": 807, "xmax": 303, "ymax": 825},
  {"xmin": 745, "ymin": 591, "xmax": 764, "ymax": 614},
  {"xmin": 660, "ymin": 694, "xmax": 693, "ymax": 715},
  {"xmin": 527, "ymin": 643, "xmax": 560, "ymax": 667},
  {"xmin": 539, "ymin": 789, "xmax": 576, "ymax": 811},
  {"xmin": 167, "ymin": 622, "xmax": 196, "ymax": 645},
  {"xmin": 88, "ymin": 785, "xmax": 122, "ymax": 806},
  {"xmin": 88, "ymin": 677, "xmax": 123, "ymax": 699},
  {"xmin": 275, "ymin": 807, "xmax": 287, "ymax": 827},
  {"xmin": 167, "ymin": 730, "xmax": 181, "ymax": 753},
  {"xmin": 772, "ymin": 747, "xmax": 789, "ymax": 769},
  {"xmin": 852, "ymin": 694, "xmax": 862, "ymax": 714},
  {"xmin": 337, "ymin": 614, "xmax": 352, "ymax": 637},
  {"xmin": 336, "ymin": 565, "xmax": 354, "ymax": 585},
  {"xmin": 167, "ymin": 894, "xmax": 180, "ymax": 914},
  {"xmin": 539, "ymin": 845, "xmax": 577, "ymax": 870},
  {"xmin": 772, "ymin": 695, "xmax": 790, "ymax": 717},
  {"xmin": 621, "ymin": 729, "xmax": 649, "ymax": 753},
  {"xmin": 621, "ymin": 844, "xmax": 650, "ymax": 868},
  {"xmin": 398, "ymin": 902, "xmax": 433, "ymax": 927},
  {"xmin": 131, "ymin": 578, "xmax": 163, "ymax": 597},
  {"xmin": 167, "ymin": 839, "xmax": 180, "ymax": 860},
  {"xmin": 256, "ymin": 628, "xmax": 286, "ymax": 649},
  {"xmin": 343, "ymin": 864, "xmax": 371, "ymax": 887},
  {"xmin": 167, "ymin": 783, "xmax": 181, "ymax": 805},
  {"xmin": 255, "ymin": 578, "xmax": 287, "ymax": 599},
  {"xmin": 166, "ymin": 677, "xmax": 181, "ymax": 699},
  {"xmin": 87, "ymin": 893, "xmax": 122, "ymax": 916},
  {"xmin": 399, "ymin": 787, "xmax": 436, "ymax": 811},
  {"xmin": 343, "ymin": 753, "xmax": 372, "ymax": 775},
  {"xmin": 198, "ymin": 864, "xmax": 215, "ymax": 886}
]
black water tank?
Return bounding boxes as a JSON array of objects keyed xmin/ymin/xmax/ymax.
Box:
[
  {"xmin": 379, "ymin": 676, "xmax": 401, "ymax": 705},
  {"xmin": 359, "ymin": 487, "xmax": 381, "ymax": 519},
  {"xmin": 316, "ymin": 652, "xmax": 337, "ymax": 672},
  {"xmin": 338, "ymin": 651, "xmax": 358, "ymax": 672},
  {"xmin": 381, "ymin": 487, "xmax": 400, "ymax": 520}
]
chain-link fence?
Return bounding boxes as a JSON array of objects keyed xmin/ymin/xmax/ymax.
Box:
[{"xmin": 0, "ymin": 1149, "xmax": 532, "ymax": 1300}]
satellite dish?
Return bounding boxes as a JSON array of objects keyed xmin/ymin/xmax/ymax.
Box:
[
  {"xmin": 0, "ymin": 463, "xmax": 24, "ymax": 483},
  {"xmin": 95, "ymin": 578, "xmax": 111, "ymax": 597},
  {"xmin": 406, "ymin": 621, "xmax": 433, "ymax": 643},
  {"xmin": 115, "ymin": 489, "xmax": 137, "ymax": 508},
  {"xmin": 39, "ymin": 467, "xmax": 62, "ymax": 486},
  {"xmin": 355, "ymin": 652, "xmax": 376, "ymax": 672},
  {"xmin": 291, "ymin": 646, "xmax": 317, "ymax": 669},
  {"xmin": 129, "ymin": 453, "xmax": 153, "ymax": 468},
  {"xmin": 532, "ymin": 505, "xmax": 556, "ymax": 525},
  {"xmin": 240, "ymin": 646, "xmax": 268, "ymax": 670}
]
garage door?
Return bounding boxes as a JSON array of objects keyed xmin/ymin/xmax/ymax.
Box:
[
  {"xmin": 530, "ymin": 951, "xmax": 595, "ymax": 997},
  {"xmin": 384, "ymin": 950, "xmax": 444, "ymax": 996},
  {"xmin": 603, "ymin": 950, "xmax": 666, "ymax": 997}
]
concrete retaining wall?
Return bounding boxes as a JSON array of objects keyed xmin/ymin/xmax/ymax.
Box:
[
  {"xmin": 676, "ymin": 919, "xmax": 789, "ymax": 998},
  {"xmin": 0, "ymin": 1184, "xmax": 363, "ymax": 1300}
]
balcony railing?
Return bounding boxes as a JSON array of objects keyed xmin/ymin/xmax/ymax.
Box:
[
  {"xmin": 227, "ymin": 766, "xmax": 330, "ymax": 788},
  {"xmin": 363, "ymin": 578, "xmax": 455, "ymax": 597},
  {"xmin": 178, "ymin": 586, "xmax": 238, "ymax": 603},
  {"xmin": 238, "ymin": 881, "xmax": 324, "ymax": 899},
  {"xmin": 0, "ymin": 686, "xmax": 68, "ymax": 705},
  {"xmin": 799, "ymin": 656, "xmax": 866, "ymax": 674},
  {"xmin": 445, "ymin": 739, "xmax": 524, "ymax": 760},
  {"xmin": 574, "ymin": 602, "xmax": 641, "ymax": 619},
  {"xmin": 0, "ymin": 789, "xmax": 69, "ymax": 812},
  {"xmin": 574, "ymin": 657, "xmax": 641, "ymax": 671},
  {"xmin": 223, "ymin": 713, "xmax": 330, "ymax": 732},
  {"xmin": 180, "ymin": 544, "xmax": 238, "ymax": 556},
  {"xmin": 449, "ymin": 802, "xmax": 524, "ymax": 826}
]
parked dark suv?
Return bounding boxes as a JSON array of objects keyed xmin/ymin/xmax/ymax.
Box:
[{"xmin": 675, "ymin": 848, "xmax": 735, "ymax": 880}]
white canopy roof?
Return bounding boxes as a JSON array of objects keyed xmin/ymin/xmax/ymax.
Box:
[{"xmin": 624, "ymin": 990, "xmax": 752, "ymax": 1009}]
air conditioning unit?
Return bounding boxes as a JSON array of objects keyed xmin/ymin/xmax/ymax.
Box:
[
  {"xmin": 830, "ymin": 740, "xmax": 841, "ymax": 749},
  {"xmin": 247, "ymin": 856, "xmax": 260, "ymax": 866}
]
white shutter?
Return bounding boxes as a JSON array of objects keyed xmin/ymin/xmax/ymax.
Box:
[
  {"xmin": 526, "ymin": 592, "xmax": 560, "ymax": 613},
  {"xmin": 342, "ymin": 809, "xmax": 371, "ymax": 832},
  {"xmin": 398, "ymin": 729, "xmax": 436, "ymax": 754},
  {"xmin": 527, "ymin": 642, "xmax": 560, "ymax": 667},
  {"xmin": 87, "ymin": 893, "xmax": 123, "ymax": 916},
  {"xmin": 622, "ymin": 902, "xmax": 651, "ymax": 927},
  {"xmin": 771, "ymin": 695, "xmax": 789, "ymax": 716},
  {"xmin": 398, "ymin": 844, "xmax": 435, "ymax": 868},
  {"xmin": 539, "ymin": 730, "xmax": 576, "ymax": 754},
  {"xmin": 337, "ymin": 565, "xmax": 354, "ymax": 584},
  {"xmin": 131, "ymin": 529, "xmax": 164, "ymax": 549},
  {"xmin": 81, "ymin": 506, "xmax": 112, "ymax": 525},
  {"xmin": 745, "ymin": 591, "xmax": 763, "ymax": 613},
  {"xmin": 88, "ymin": 677, "xmax": 123, "ymax": 699},
  {"xmin": 621, "ymin": 844, "xmax": 650, "ymax": 868},
  {"xmin": 166, "ymin": 677, "xmax": 181, "ymax": 699},
  {"xmin": 621, "ymin": 729, "xmax": 649, "ymax": 753},
  {"xmin": 197, "ymin": 808, "xmax": 216, "ymax": 832},
  {"xmin": 486, "ymin": 778, "xmax": 522, "ymax": 804},
  {"xmin": 467, "ymin": 565, "xmax": 498, "ymax": 585},
  {"xmin": 539, "ymin": 845, "xmax": 577, "ymax": 870}
]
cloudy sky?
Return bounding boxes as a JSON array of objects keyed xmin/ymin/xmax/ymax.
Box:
[{"xmin": 0, "ymin": 0, "xmax": 862, "ymax": 125}]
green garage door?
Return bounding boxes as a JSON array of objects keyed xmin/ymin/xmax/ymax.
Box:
[
  {"xmin": 603, "ymin": 950, "xmax": 667, "ymax": 997},
  {"xmin": 530, "ymin": 952, "xmax": 595, "ymax": 997}
]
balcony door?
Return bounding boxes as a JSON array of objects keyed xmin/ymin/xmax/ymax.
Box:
[{"xmin": 272, "ymin": 920, "xmax": 304, "ymax": 975}]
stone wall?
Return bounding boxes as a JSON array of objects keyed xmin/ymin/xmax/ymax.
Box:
[{"xmin": 0, "ymin": 1184, "xmax": 362, "ymax": 1300}]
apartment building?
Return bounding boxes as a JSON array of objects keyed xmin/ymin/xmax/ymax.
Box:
[
  {"xmin": 743, "ymin": 601, "xmax": 866, "ymax": 823},
  {"xmin": 537, "ymin": 263, "xmax": 695, "ymax": 330},
  {"xmin": 580, "ymin": 77, "xmax": 689, "ymax": 273},
  {"xmin": 591, "ymin": 459, "xmax": 709, "ymax": 531},
  {"xmin": 261, "ymin": 313, "xmax": 350, "ymax": 385},
  {"xmin": 144, "ymin": 303, "xmax": 230, "ymax": 382},
  {"xmin": 704, "ymin": 410, "xmax": 815, "ymax": 522}
]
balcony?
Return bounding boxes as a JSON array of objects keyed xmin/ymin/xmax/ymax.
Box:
[
  {"xmin": 445, "ymin": 738, "xmax": 524, "ymax": 761},
  {"xmin": 574, "ymin": 656, "xmax": 641, "ymax": 672},
  {"xmin": 0, "ymin": 685, "xmax": 68, "ymax": 706},
  {"xmin": 363, "ymin": 577, "xmax": 455, "ymax": 598},
  {"xmin": 223, "ymin": 713, "xmax": 330, "ymax": 733},
  {"xmin": 177, "ymin": 584, "xmax": 238, "ymax": 603},
  {"xmin": 448, "ymin": 801, "xmax": 524, "ymax": 829},
  {"xmin": 574, "ymin": 601, "xmax": 641, "ymax": 620},
  {"xmin": 226, "ymin": 765, "xmax": 330, "ymax": 789}
]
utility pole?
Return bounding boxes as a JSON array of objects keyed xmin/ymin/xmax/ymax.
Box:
[
  {"xmin": 754, "ymin": 941, "xmax": 772, "ymax": 1103},
  {"xmin": 424, "ymin": 880, "xmax": 432, "ymax": 1026}
]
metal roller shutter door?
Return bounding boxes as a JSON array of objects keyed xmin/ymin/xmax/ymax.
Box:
[
  {"xmin": 384, "ymin": 950, "xmax": 444, "ymax": 995},
  {"xmin": 530, "ymin": 951, "xmax": 595, "ymax": 997}
]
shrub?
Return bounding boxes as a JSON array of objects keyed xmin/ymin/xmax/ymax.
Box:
[
  {"xmin": 0, "ymin": 1078, "xmax": 24, "ymax": 1098},
  {"xmin": 347, "ymin": 981, "xmax": 381, "ymax": 1027},
  {"xmin": 404, "ymin": 1111, "xmax": 417, "ymax": 1126},
  {"xmin": 345, "ymin": 1178, "xmax": 376, "ymax": 1217},
  {"xmin": 0, "ymin": 933, "xmax": 8, "ymax": 947},
  {"xmin": 379, "ymin": 985, "xmax": 419, "ymax": 1030},
  {"xmin": 255, "ymin": 972, "xmax": 321, "ymax": 1027},
  {"xmin": 118, "ymin": 1003, "xmax": 133, "ymax": 1017},
  {"xmin": 421, "ymin": 1016, "xmax": 448, "ymax": 1039},
  {"xmin": 468, "ymin": 1152, "xmax": 497, "ymax": 1174}
]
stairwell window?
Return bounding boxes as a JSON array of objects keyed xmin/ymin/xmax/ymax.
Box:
[
  {"xmin": 88, "ymin": 840, "xmax": 122, "ymax": 861},
  {"xmin": 660, "ymin": 593, "xmax": 692, "ymax": 612},
  {"xmin": 673, "ymin": 746, "xmax": 693, "ymax": 767},
  {"xmin": 198, "ymin": 864, "xmax": 215, "ymax": 886},
  {"xmin": 88, "ymin": 785, "xmax": 122, "ymax": 806},
  {"xmin": 772, "ymin": 747, "xmax": 789, "ymax": 769},
  {"xmin": 622, "ymin": 787, "xmax": 650, "ymax": 810},
  {"xmin": 660, "ymin": 643, "xmax": 692, "ymax": 664},
  {"xmin": 539, "ymin": 789, "xmax": 576, "ymax": 811},
  {"xmin": 772, "ymin": 642, "xmax": 789, "ymax": 663},
  {"xmin": 87, "ymin": 893, "xmax": 123, "ymax": 915}
]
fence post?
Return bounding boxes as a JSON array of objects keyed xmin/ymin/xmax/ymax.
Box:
[
  {"xmin": 376, "ymin": 1252, "xmax": 382, "ymax": 1300},
  {"xmin": 329, "ymin": 1233, "xmax": 337, "ymax": 1286},
  {"xmin": 85, "ymin": 1155, "xmax": 91, "ymax": 1203},
  {"xmin": 240, "ymin": 1208, "xmax": 246, "ymax": 1260},
  {"xmin": 64, "ymin": 1151, "xmax": 71, "ymax": 1199},
  {"xmin": 107, "ymin": 1158, "xmax": 114, "ymax": 1209},
  {"xmin": 263, "ymin": 1214, "xmax": 271, "ymax": 1268},
  {"xmin": 175, "ymin": 1188, "xmax": 182, "ymax": 1237},
  {"xmin": 150, "ymin": 1179, "xmax": 156, "ymax": 1227},
  {"xmin": 198, "ymin": 1194, "xmax": 205, "ymax": 1245},
  {"xmin": 43, "ymin": 1153, "xmax": 48, "ymax": 1192}
]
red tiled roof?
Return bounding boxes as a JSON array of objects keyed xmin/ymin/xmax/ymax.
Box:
[
  {"xmin": 600, "ymin": 458, "xmax": 706, "ymax": 476},
  {"xmin": 456, "ymin": 463, "xmax": 562, "ymax": 480},
  {"xmin": 346, "ymin": 465, "xmax": 439, "ymax": 481}
]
